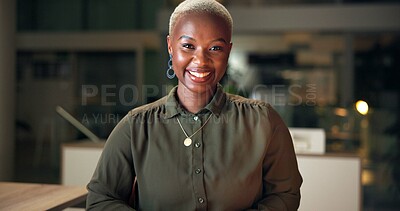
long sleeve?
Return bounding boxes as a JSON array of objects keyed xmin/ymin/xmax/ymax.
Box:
[
  {"xmin": 253, "ymin": 107, "xmax": 303, "ymax": 211},
  {"xmin": 85, "ymin": 86, "xmax": 303, "ymax": 210},
  {"xmin": 86, "ymin": 116, "xmax": 136, "ymax": 210}
]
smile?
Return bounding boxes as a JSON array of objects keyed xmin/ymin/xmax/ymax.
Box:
[{"xmin": 188, "ymin": 71, "xmax": 211, "ymax": 78}]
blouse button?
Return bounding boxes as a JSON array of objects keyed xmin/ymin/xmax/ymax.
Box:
[
  {"xmin": 193, "ymin": 116, "xmax": 199, "ymax": 121},
  {"xmin": 195, "ymin": 169, "xmax": 202, "ymax": 174},
  {"xmin": 195, "ymin": 142, "xmax": 201, "ymax": 148},
  {"xmin": 198, "ymin": 197, "xmax": 204, "ymax": 203}
]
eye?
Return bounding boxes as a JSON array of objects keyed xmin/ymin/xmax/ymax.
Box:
[
  {"xmin": 210, "ymin": 46, "xmax": 223, "ymax": 51},
  {"xmin": 182, "ymin": 43, "xmax": 195, "ymax": 49}
]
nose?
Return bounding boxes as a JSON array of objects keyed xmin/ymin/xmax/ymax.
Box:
[{"xmin": 192, "ymin": 49, "xmax": 209, "ymax": 66}]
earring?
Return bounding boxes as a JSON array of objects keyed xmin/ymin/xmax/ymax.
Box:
[{"xmin": 166, "ymin": 54, "xmax": 175, "ymax": 79}]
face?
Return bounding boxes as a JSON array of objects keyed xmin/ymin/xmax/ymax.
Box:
[{"xmin": 167, "ymin": 12, "xmax": 232, "ymax": 96}]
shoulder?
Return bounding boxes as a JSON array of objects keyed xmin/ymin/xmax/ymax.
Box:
[
  {"xmin": 225, "ymin": 92, "xmax": 272, "ymax": 110},
  {"xmin": 224, "ymin": 92, "xmax": 283, "ymax": 124},
  {"xmin": 127, "ymin": 96, "xmax": 168, "ymax": 118}
]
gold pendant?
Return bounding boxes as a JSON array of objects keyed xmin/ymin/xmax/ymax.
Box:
[{"xmin": 184, "ymin": 138, "xmax": 192, "ymax": 147}]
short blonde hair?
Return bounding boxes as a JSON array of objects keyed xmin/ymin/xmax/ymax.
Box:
[{"xmin": 169, "ymin": 0, "xmax": 233, "ymax": 36}]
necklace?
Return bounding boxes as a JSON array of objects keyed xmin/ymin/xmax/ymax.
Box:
[{"xmin": 176, "ymin": 114, "xmax": 213, "ymax": 147}]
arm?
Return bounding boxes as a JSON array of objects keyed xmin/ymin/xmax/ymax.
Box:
[
  {"xmin": 253, "ymin": 107, "xmax": 303, "ymax": 211},
  {"xmin": 86, "ymin": 116, "xmax": 136, "ymax": 210}
]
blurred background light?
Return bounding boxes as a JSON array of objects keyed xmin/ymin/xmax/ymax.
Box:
[{"xmin": 356, "ymin": 100, "xmax": 369, "ymax": 115}]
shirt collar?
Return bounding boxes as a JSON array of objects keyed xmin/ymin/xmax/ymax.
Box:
[{"xmin": 164, "ymin": 84, "xmax": 226, "ymax": 119}]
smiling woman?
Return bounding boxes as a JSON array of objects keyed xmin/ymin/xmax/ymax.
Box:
[
  {"xmin": 86, "ymin": 0, "xmax": 302, "ymax": 210},
  {"xmin": 167, "ymin": 11, "xmax": 232, "ymax": 113}
]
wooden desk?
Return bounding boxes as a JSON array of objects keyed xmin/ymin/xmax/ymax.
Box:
[{"xmin": 0, "ymin": 182, "xmax": 87, "ymax": 211}]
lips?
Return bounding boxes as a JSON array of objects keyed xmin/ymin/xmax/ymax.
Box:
[
  {"xmin": 185, "ymin": 67, "xmax": 213, "ymax": 82},
  {"xmin": 188, "ymin": 71, "xmax": 210, "ymax": 78}
]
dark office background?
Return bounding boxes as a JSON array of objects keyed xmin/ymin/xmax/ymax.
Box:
[{"xmin": 3, "ymin": 0, "xmax": 399, "ymax": 210}]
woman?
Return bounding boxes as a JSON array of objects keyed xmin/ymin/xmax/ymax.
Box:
[{"xmin": 86, "ymin": 0, "xmax": 302, "ymax": 210}]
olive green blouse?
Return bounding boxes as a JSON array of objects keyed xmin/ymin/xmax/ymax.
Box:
[{"xmin": 86, "ymin": 85, "xmax": 302, "ymax": 211}]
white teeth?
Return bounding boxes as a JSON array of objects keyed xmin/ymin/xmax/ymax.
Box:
[{"xmin": 189, "ymin": 71, "xmax": 210, "ymax": 78}]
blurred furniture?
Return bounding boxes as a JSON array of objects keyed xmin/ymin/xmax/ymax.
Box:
[
  {"xmin": 289, "ymin": 127, "xmax": 326, "ymax": 154},
  {"xmin": 0, "ymin": 182, "xmax": 87, "ymax": 210},
  {"xmin": 62, "ymin": 141, "xmax": 104, "ymax": 186},
  {"xmin": 61, "ymin": 143, "xmax": 361, "ymax": 211},
  {"xmin": 297, "ymin": 154, "xmax": 361, "ymax": 211}
]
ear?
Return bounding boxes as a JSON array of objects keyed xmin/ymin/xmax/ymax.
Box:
[
  {"xmin": 166, "ymin": 35, "xmax": 172, "ymax": 55},
  {"xmin": 226, "ymin": 42, "xmax": 233, "ymax": 59}
]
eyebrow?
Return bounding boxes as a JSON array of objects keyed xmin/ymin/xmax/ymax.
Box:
[{"xmin": 178, "ymin": 35, "xmax": 228, "ymax": 44}]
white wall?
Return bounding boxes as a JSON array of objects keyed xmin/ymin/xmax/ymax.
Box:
[
  {"xmin": 62, "ymin": 141, "xmax": 104, "ymax": 186},
  {"xmin": 0, "ymin": 0, "xmax": 16, "ymax": 181},
  {"xmin": 297, "ymin": 155, "xmax": 361, "ymax": 211}
]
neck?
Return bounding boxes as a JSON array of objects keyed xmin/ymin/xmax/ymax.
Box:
[{"xmin": 177, "ymin": 84, "xmax": 216, "ymax": 114}]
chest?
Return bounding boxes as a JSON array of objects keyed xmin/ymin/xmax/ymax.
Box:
[{"xmin": 132, "ymin": 116, "xmax": 269, "ymax": 210}]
